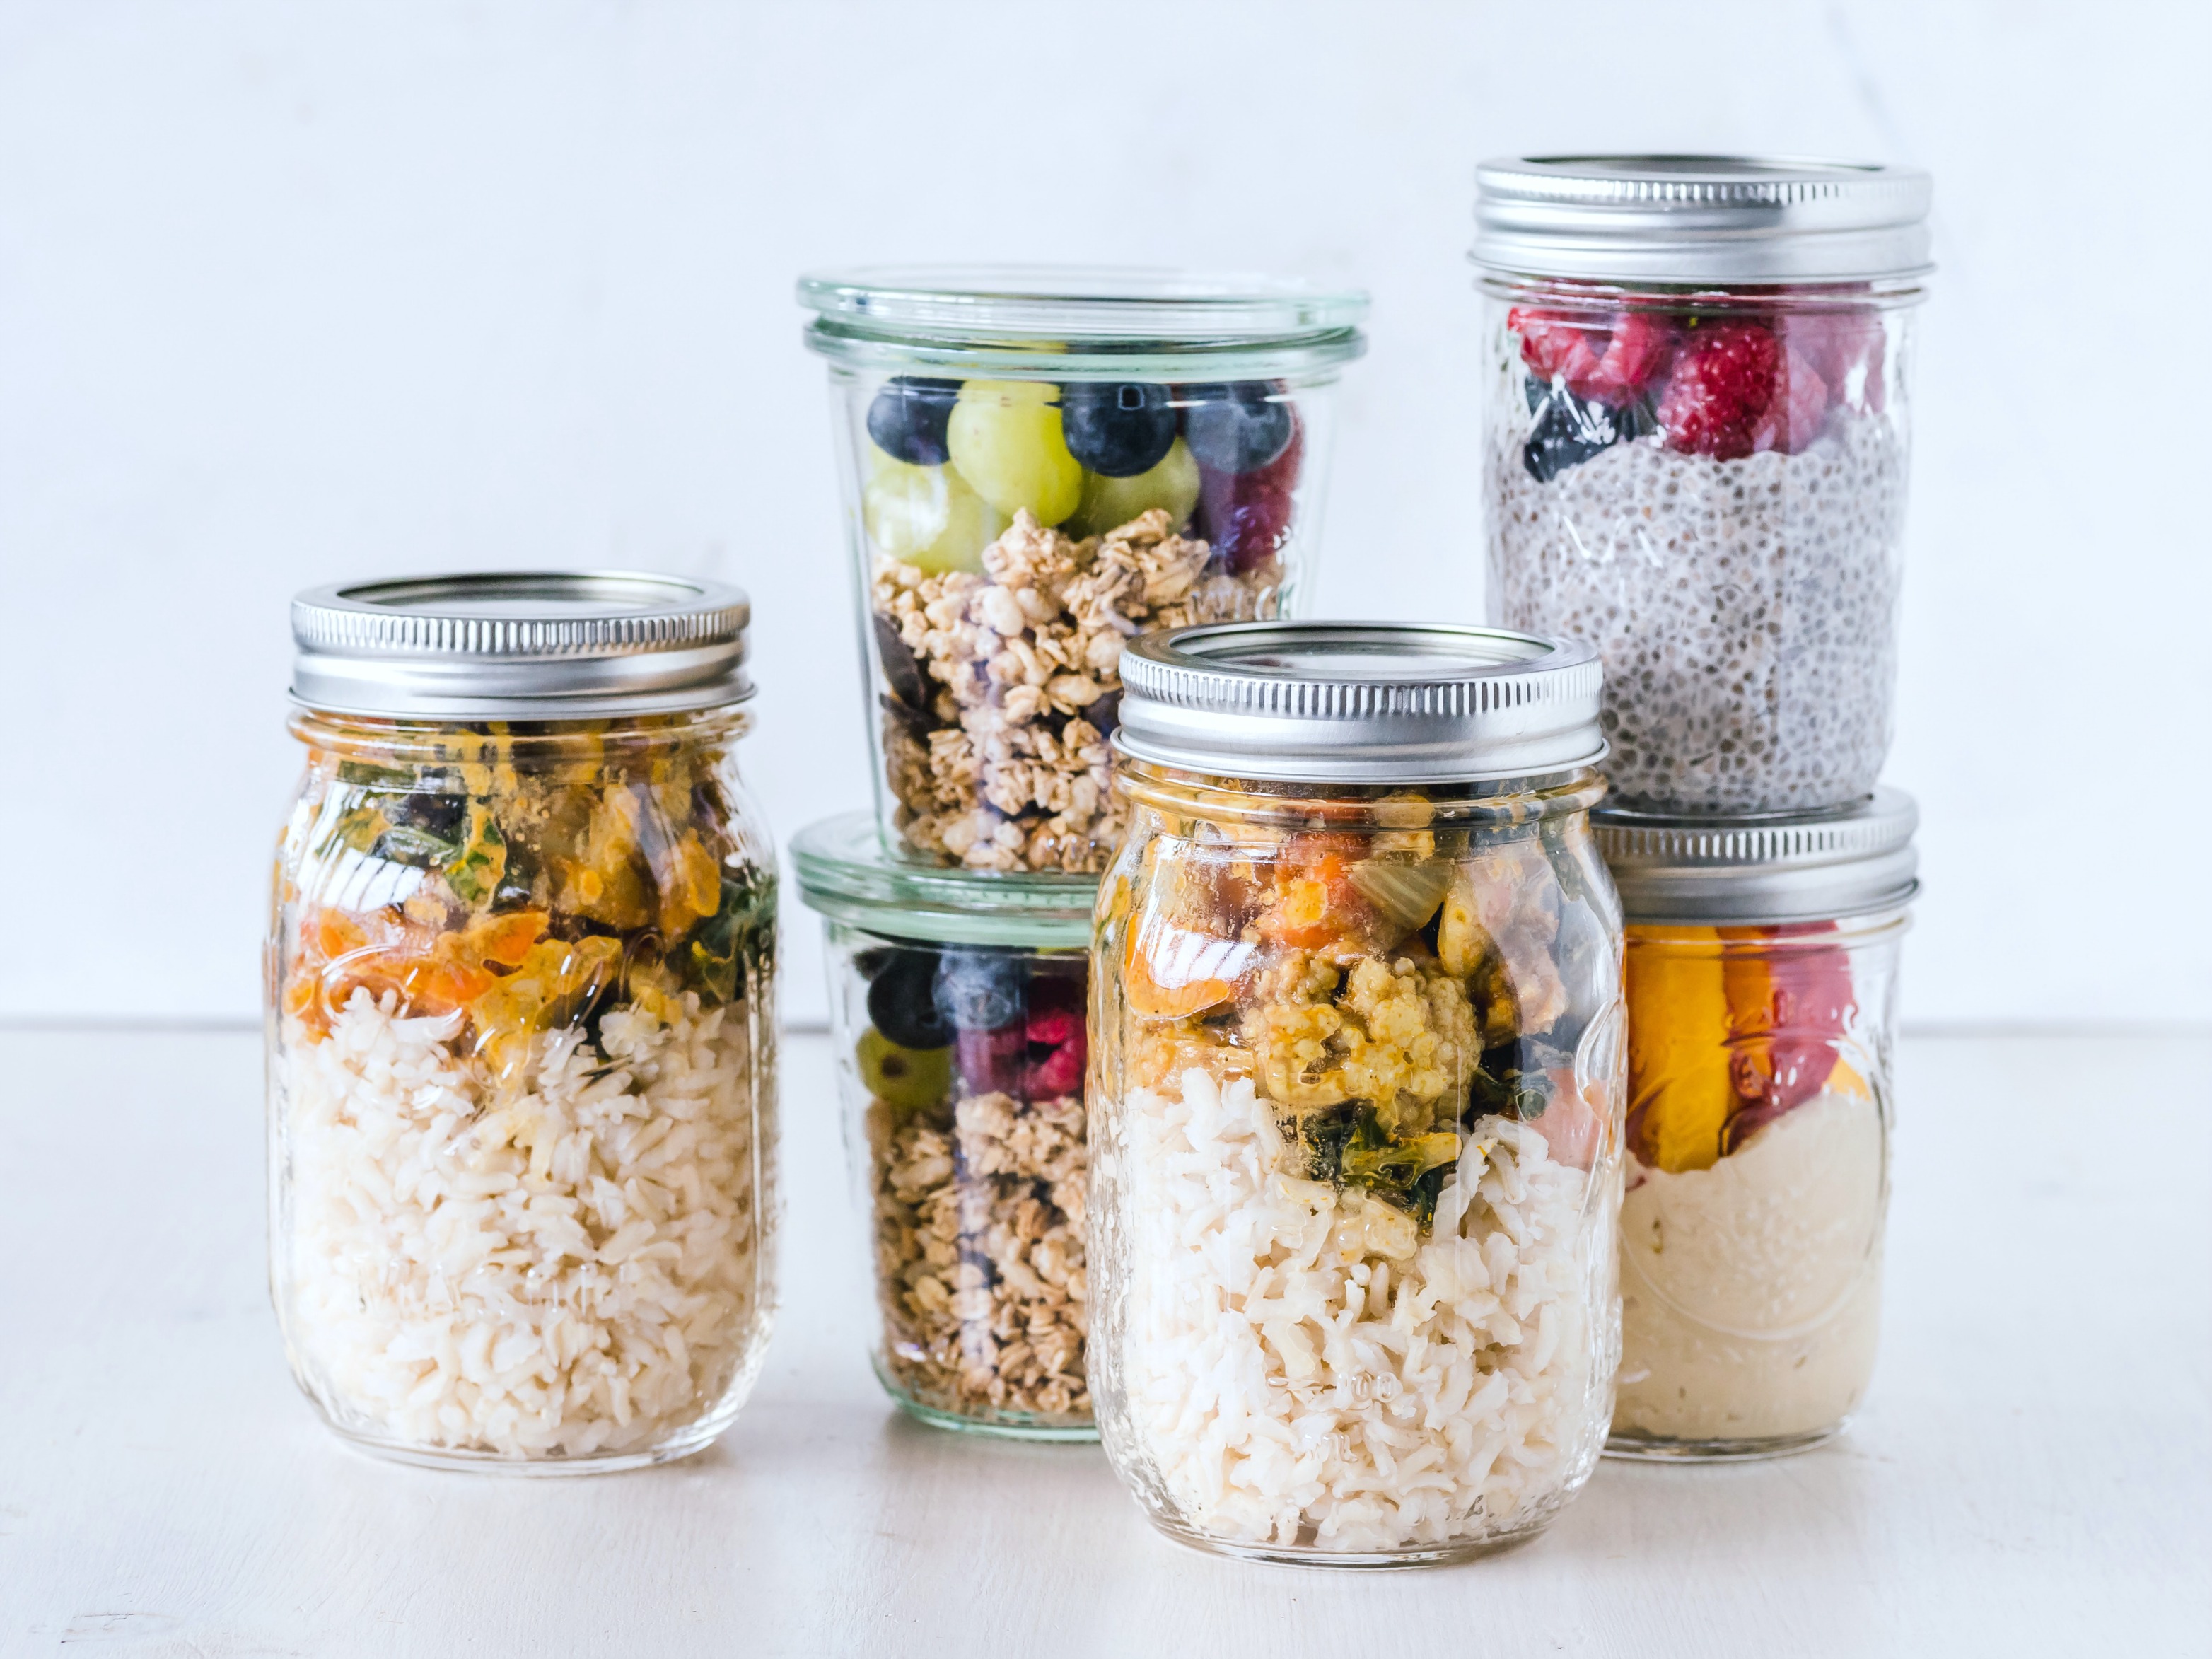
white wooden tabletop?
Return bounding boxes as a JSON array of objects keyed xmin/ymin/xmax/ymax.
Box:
[{"xmin": 1, "ymin": 1028, "xmax": 2204, "ymax": 1657}]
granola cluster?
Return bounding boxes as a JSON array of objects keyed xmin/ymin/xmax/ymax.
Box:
[
  {"xmin": 867, "ymin": 1090, "xmax": 1090, "ymax": 1424},
  {"xmin": 873, "ymin": 508, "xmax": 1281, "ymax": 872}
]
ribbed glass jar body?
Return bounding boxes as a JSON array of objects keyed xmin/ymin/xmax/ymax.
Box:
[
  {"xmin": 1609, "ymin": 908, "xmax": 1903, "ymax": 1459},
  {"xmin": 1089, "ymin": 760, "xmax": 1626, "ymax": 1564},
  {"xmin": 266, "ymin": 709, "xmax": 779, "ymax": 1472},
  {"xmin": 1482, "ymin": 279, "xmax": 1921, "ymax": 814}
]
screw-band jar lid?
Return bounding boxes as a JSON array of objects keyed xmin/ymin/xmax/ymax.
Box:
[
  {"xmin": 1595, "ymin": 788, "xmax": 1919, "ymax": 925},
  {"xmin": 1114, "ymin": 621, "xmax": 1606, "ymax": 784},
  {"xmin": 792, "ymin": 813, "xmax": 1096, "ymax": 948},
  {"xmin": 1472, "ymin": 154, "xmax": 1933, "ymax": 285},
  {"xmin": 798, "ymin": 264, "xmax": 1368, "ymax": 380},
  {"xmin": 291, "ymin": 571, "xmax": 752, "ymax": 720}
]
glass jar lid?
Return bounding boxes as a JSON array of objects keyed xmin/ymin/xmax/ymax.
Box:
[
  {"xmin": 797, "ymin": 264, "xmax": 1368, "ymax": 379},
  {"xmin": 1473, "ymin": 154, "xmax": 1933, "ymax": 286},
  {"xmin": 1115, "ymin": 621, "xmax": 1605, "ymax": 784},
  {"xmin": 1595, "ymin": 788, "xmax": 1919, "ymax": 925},
  {"xmin": 290, "ymin": 571, "xmax": 752, "ymax": 720},
  {"xmin": 793, "ymin": 813, "xmax": 1096, "ymax": 948}
]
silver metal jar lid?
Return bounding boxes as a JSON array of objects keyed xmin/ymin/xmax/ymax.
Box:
[
  {"xmin": 792, "ymin": 813, "xmax": 1096, "ymax": 948},
  {"xmin": 1472, "ymin": 155, "xmax": 1933, "ymax": 285},
  {"xmin": 1595, "ymin": 788, "xmax": 1919, "ymax": 925},
  {"xmin": 291, "ymin": 571, "xmax": 752, "ymax": 719},
  {"xmin": 1116, "ymin": 621, "xmax": 1606, "ymax": 784}
]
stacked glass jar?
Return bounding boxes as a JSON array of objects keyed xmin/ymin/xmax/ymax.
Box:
[
  {"xmin": 1474, "ymin": 156, "xmax": 1932, "ymax": 1457},
  {"xmin": 796, "ymin": 815, "xmax": 1098, "ymax": 1437},
  {"xmin": 795, "ymin": 269, "xmax": 1368, "ymax": 1437}
]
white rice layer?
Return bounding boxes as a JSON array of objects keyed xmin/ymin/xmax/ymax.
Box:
[
  {"xmin": 1112, "ymin": 1069, "xmax": 1612, "ymax": 1554},
  {"xmin": 277, "ymin": 986, "xmax": 767, "ymax": 1459}
]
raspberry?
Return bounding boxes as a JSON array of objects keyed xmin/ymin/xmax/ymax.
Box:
[
  {"xmin": 1581, "ymin": 311, "xmax": 1673, "ymax": 406},
  {"xmin": 1657, "ymin": 322, "xmax": 1780, "ymax": 460},
  {"xmin": 1785, "ymin": 310, "xmax": 1886, "ymax": 416},
  {"xmin": 1750, "ymin": 347, "xmax": 1829, "ymax": 455},
  {"xmin": 1508, "ymin": 308, "xmax": 1602, "ymax": 388}
]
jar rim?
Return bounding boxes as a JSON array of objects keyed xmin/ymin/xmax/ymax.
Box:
[
  {"xmin": 799, "ymin": 264, "xmax": 1368, "ymax": 378},
  {"xmin": 1113, "ymin": 756, "xmax": 1608, "ymax": 827},
  {"xmin": 792, "ymin": 813, "xmax": 1097, "ymax": 948}
]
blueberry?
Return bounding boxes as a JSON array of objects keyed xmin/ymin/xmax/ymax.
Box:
[
  {"xmin": 1078, "ymin": 688, "xmax": 1121, "ymax": 737},
  {"xmin": 866, "ymin": 376, "xmax": 962, "ymax": 467},
  {"xmin": 1182, "ymin": 382, "xmax": 1293, "ymax": 475},
  {"xmin": 1522, "ymin": 380, "xmax": 1655, "ymax": 483},
  {"xmin": 867, "ymin": 948, "xmax": 953, "ymax": 1049},
  {"xmin": 934, "ymin": 948, "xmax": 1025, "ymax": 1033},
  {"xmin": 873, "ymin": 613, "xmax": 929, "ymax": 711},
  {"xmin": 1061, "ymin": 382, "xmax": 1177, "ymax": 477}
]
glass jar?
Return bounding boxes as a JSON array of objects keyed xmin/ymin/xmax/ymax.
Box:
[
  {"xmin": 795, "ymin": 813, "xmax": 1098, "ymax": 1438},
  {"xmin": 798, "ymin": 267, "xmax": 1368, "ymax": 875},
  {"xmin": 1090, "ymin": 622, "xmax": 1626, "ymax": 1566},
  {"xmin": 1474, "ymin": 156, "xmax": 1933, "ymax": 815},
  {"xmin": 1596, "ymin": 791, "xmax": 1917, "ymax": 1459},
  {"xmin": 267, "ymin": 574, "xmax": 779, "ymax": 1472}
]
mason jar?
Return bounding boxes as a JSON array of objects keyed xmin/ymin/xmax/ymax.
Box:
[
  {"xmin": 794, "ymin": 813, "xmax": 1097, "ymax": 1438},
  {"xmin": 1596, "ymin": 791, "xmax": 1916, "ymax": 1459},
  {"xmin": 1474, "ymin": 156, "xmax": 1933, "ymax": 815},
  {"xmin": 1089, "ymin": 621, "xmax": 1626, "ymax": 1566},
  {"xmin": 268, "ymin": 574, "xmax": 779, "ymax": 1472},
  {"xmin": 798, "ymin": 267, "xmax": 1368, "ymax": 875}
]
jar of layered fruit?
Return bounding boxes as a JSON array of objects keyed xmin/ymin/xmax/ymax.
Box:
[
  {"xmin": 795, "ymin": 813, "xmax": 1098, "ymax": 1438},
  {"xmin": 268, "ymin": 574, "xmax": 779, "ymax": 1472},
  {"xmin": 1474, "ymin": 156, "xmax": 1932, "ymax": 814},
  {"xmin": 1090, "ymin": 621, "xmax": 1626, "ymax": 1566},
  {"xmin": 798, "ymin": 267, "xmax": 1367, "ymax": 874},
  {"xmin": 1597, "ymin": 791, "xmax": 1917, "ymax": 1459}
]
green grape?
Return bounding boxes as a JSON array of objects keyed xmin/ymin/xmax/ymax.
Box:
[
  {"xmin": 856, "ymin": 1028, "xmax": 950, "ymax": 1114},
  {"xmin": 1066, "ymin": 435, "xmax": 1201, "ymax": 537},
  {"xmin": 945, "ymin": 380, "xmax": 1084, "ymax": 525},
  {"xmin": 863, "ymin": 451, "xmax": 1005, "ymax": 574}
]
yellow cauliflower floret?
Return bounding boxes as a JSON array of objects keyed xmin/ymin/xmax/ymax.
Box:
[{"xmin": 1247, "ymin": 950, "xmax": 1476, "ymax": 1128}]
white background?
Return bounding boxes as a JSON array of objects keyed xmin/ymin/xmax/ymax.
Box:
[{"xmin": 2, "ymin": 0, "xmax": 2206, "ymax": 1030}]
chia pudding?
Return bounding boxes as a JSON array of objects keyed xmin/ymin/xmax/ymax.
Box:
[{"xmin": 1489, "ymin": 403, "xmax": 1908, "ymax": 813}]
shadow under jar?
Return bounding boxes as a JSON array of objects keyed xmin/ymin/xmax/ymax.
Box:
[
  {"xmin": 796, "ymin": 814, "xmax": 1099, "ymax": 1438},
  {"xmin": 1596, "ymin": 791, "xmax": 1917, "ymax": 1459},
  {"xmin": 1090, "ymin": 622, "xmax": 1627, "ymax": 1566},
  {"xmin": 1474, "ymin": 156, "xmax": 1933, "ymax": 815},
  {"xmin": 798, "ymin": 266, "xmax": 1367, "ymax": 874},
  {"xmin": 269, "ymin": 574, "xmax": 779, "ymax": 1473}
]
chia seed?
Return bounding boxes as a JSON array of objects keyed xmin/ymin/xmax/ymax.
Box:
[{"xmin": 1487, "ymin": 413, "xmax": 1907, "ymax": 814}]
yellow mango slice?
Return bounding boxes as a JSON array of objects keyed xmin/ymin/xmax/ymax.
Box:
[{"xmin": 1625, "ymin": 929, "xmax": 1742, "ymax": 1173}]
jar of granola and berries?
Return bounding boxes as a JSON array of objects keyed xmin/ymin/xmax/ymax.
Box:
[
  {"xmin": 798, "ymin": 267, "xmax": 1367, "ymax": 874},
  {"xmin": 269, "ymin": 574, "xmax": 779, "ymax": 1472},
  {"xmin": 1474, "ymin": 156, "xmax": 1932, "ymax": 814},
  {"xmin": 1090, "ymin": 621, "xmax": 1626, "ymax": 1566},
  {"xmin": 795, "ymin": 813, "xmax": 1098, "ymax": 1438},
  {"xmin": 1596, "ymin": 791, "xmax": 1916, "ymax": 1460}
]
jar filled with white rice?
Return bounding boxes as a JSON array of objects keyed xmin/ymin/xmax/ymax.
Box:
[
  {"xmin": 795, "ymin": 813, "xmax": 1098, "ymax": 1439},
  {"xmin": 1474, "ymin": 156, "xmax": 1932, "ymax": 815},
  {"xmin": 1091, "ymin": 622, "xmax": 1626, "ymax": 1565},
  {"xmin": 269, "ymin": 574, "xmax": 779, "ymax": 1472},
  {"xmin": 1597, "ymin": 791, "xmax": 1916, "ymax": 1460}
]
